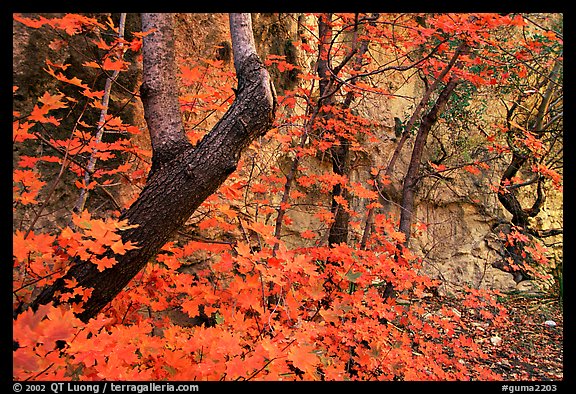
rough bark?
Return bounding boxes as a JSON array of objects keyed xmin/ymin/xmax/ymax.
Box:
[
  {"xmin": 398, "ymin": 78, "xmax": 460, "ymax": 242},
  {"xmin": 497, "ymin": 152, "xmax": 531, "ymax": 228},
  {"xmin": 28, "ymin": 13, "xmax": 276, "ymax": 322},
  {"xmin": 140, "ymin": 13, "xmax": 191, "ymax": 174},
  {"xmin": 328, "ymin": 143, "xmax": 351, "ymax": 246}
]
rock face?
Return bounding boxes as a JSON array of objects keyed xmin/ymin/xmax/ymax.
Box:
[{"xmin": 13, "ymin": 13, "xmax": 562, "ymax": 293}]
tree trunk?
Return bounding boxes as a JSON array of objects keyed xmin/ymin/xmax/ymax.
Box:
[
  {"xmin": 328, "ymin": 142, "xmax": 351, "ymax": 245},
  {"xmin": 497, "ymin": 152, "xmax": 530, "ymax": 228},
  {"xmin": 398, "ymin": 78, "xmax": 459, "ymax": 242},
  {"xmin": 140, "ymin": 13, "xmax": 192, "ymax": 174},
  {"xmin": 27, "ymin": 13, "xmax": 276, "ymax": 323},
  {"xmin": 497, "ymin": 57, "xmax": 561, "ymax": 230},
  {"xmin": 321, "ymin": 14, "xmax": 371, "ymax": 246}
]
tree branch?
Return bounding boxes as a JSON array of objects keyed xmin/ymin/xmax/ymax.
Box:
[
  {"xmin": 27, "ymin": 13, "xmax": 276, "ymax": 323},
  {"xmin": 141, "ymin": 13, "xmax": 190, "ymax": 174}
]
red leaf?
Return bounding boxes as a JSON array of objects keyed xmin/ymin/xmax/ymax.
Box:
[
  {"xmin": 288, "ymin": 344, "xmax": 319, "ymax": 378},
  {"xmin": 301, "ymin": 229, "xmax": 316, "ymax": 239},
  {"xmin": 93, "ymin": 256, "xmax": 117, "ymax": 272}
]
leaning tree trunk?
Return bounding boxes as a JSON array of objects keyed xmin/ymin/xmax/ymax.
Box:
[
  {"xmin": 396, "ymin": 42, "xmax": 468, "ymax": 243},
  {"xmin": 398, "ymin": 77, "xmax": 459, "ymax": 242},
  {"xmin": 28, "ymin": 13, "xmax": 276, "ymax": 323}
]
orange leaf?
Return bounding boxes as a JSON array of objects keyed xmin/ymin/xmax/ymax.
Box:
[
  {"xmin": 102, "ymin": 57, "xmax": 129, "ymax": 71},
  {"xmin": 93, "ymin": 256, "xmax": 117, "ymax": 272},
  {"xmin": 181, "ymin": 298, "xmax": 201, "ymax": 318},
  {"xmin": 250, "ymin": 183, "xmax": 268, "ymax": 193},
  {"xmin": 288, "ymin": 344, "xmax": 319, "ymax": 378},
  {"xmin": 247, "ymin": 221, "xmax": 274, "ymax": 237},
  {"xmin": 14, "ymin": 14, "xmax": 49, "ymax": 29},
  {"xmin": 301, "ymin": 230, "xmax": 316, "ymax": 240},
  {"xmin": 463, "ymin": 165, "xmax": 481, "ymax": 175},
  {"xmin": 218, "ymin": 204, "xmax": 238, "ymax": 219},
  {"xmin": 42, "ymin": 306, "xmax": 82, "ymax": 344},
  {"xmin": 319, "ymin": 308, "xmax": 340, "ymax": 324},
  {"xmin": 415, "ymin": 222, "xmax": 428, "ymax": 231},
  {"xmin": 82, "ymin": 88, "xmax": 105, "ymax": 100},
  {"xmin": 429, "ymin": 161, "xmax": 447, "ymax": 172},
  {"xmin": 38, "ymin": 91, "xmax": 68, "ymax": 111},
  {"xmin": 110, "ymin": 240, "xmax": 138, "ymax": 255},
  {"xmin": 180, "ymin": 65, "xmax": 204, "ymax": 85},
  {"xmin": 86, "ymin": 220, "xmax": 121, "ymax": 245},
  {"xmin": 235, "ymin": 242, "xmax": 252, "ymax": 257},
  {"xmin": 13, "ymin": 121, "xmax": 37, "ymax": 143},
  {"xmin": 64, "ymin": 278, "xmax": 79, "ymax": 289},
  {"xmin": 225, "ymin": 356, "xmax": 247, "ymax": 379}
]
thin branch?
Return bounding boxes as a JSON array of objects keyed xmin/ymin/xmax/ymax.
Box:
[{"xmin": 73, "ymin": 13, "xmax": 127, "ymax": 214}]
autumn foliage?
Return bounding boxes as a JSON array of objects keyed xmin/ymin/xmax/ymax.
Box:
[{"xmin": 13, "ymin": 13, "xmax": 562, "ymax": 381}]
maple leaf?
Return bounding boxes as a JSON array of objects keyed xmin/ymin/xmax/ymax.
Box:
[
  {"xmin": 110, "ymin": 240, "xmax": 139, "ymax": 255},
  {"xmin": 72, "ymin": 285, "xmax": 90, "ymax": 300},
  {"xmin": 93, "ymin": 256, "xmax": 117, "ymax": 272},
  {"xmin": 17, "ymin": 155, "xmax": 39, "ymax": 168},
  {"xmin": 236, "ymin": 288, "xmax": 260, "ymax": 311},
  {"xmin": 13, "ymin": 348, "xmax": 39, "ymax": 373},
  {"xmin": 301, "ymin": 230, "xmax": 316, "ymax": 240},
  {"xmin": 415, "ymin": 222, "xmax": 428, "ymax": 231},
  {"xmin": 181, "ymin": 299, "xmax": 201, "ymax": 318},
  {"xmin": 288, "ymin": 344, "xmax": 319, "ymax": 378},
  {"xmin": 235, "ymin": 242, "xmax": 252, "ymax": 258},
  {"xmin": 45, "ymin": 59, "xmax": 70, "ymax": 71},
  {"xmin": 38, "ymin": 91, "xmax": 68, "ymax": 111},
  {"xmin": 203, "ymin": 58, "xmax": 224, "ymax": 69},
  {"xmin": 275, "ymin": 134, "xmax": 293, "ymax": 144},
  {"xmin": 102, "ymin": 57, "xmax": 129, "ymax": 71},
  {"xmin": 49, "ymin": 14, "xmax": 105, "ymax": 35},
  {"xmin": 250, "ymin": 183, "xmax": 268, "ymax": 193},
  {"xmin": 64, "ymin": 278, "xmax": 79, "ymax": 289},
  {"xmin": 86, "ymin": 219, "xmax": 121, "ymax": 245},
  {"xmin": 57, "ymin": 226, "xmax": 83, "ymax": 250},
  {"xmin": 180, "ymin": 65, "xmax": 204, "ymax": 85},
  {"xmin": 91, "ymin": 37, "xmax": 112, "ymax": 51},
  {"xmin": 13, "ymin": 120, "xmax": 37, "ymax": 143},
  {"xmin": 225, "ymin": 356, "xmax": 247, "ymax": 379},
  {"xmin": 13, "ymin": 230, "xmax": 31, "ymax": 263},
  {"xmin": 348, "ymin": 182, "xmax": 378, "ymax": 199},
  {"xmin": 333, "ymin": 195, "xmax": 350, "ymax": 210},
  {"xmin": 13, "ymin": 305, "xmax": 47, "ymax": 348},
  {"xmin": 71, "ymin": 210, "xmax": 93, "ymax": 229},
  {"xmin": 247, "ymin": 221, "xmax": 274, "ymax": 238},
  {"xmin": 429, "ymin": 161, "xmax": 448, "ymax": 172},
  {"xmin": 296, "ymin": 175, "xmax": 316, "ymax": 187},
  {"xmin": 81, "ymin": 88, "xmax": 105, "ymax": 100},
  {"xmin": 75, "ymin": 179, "xmax": 97, "ymax": 190},
  {"xmin": 218, "ymin": 204, "xmax": 238, "ymax": 219},
  {"xmin": 41, "ymin": 306, "xmax": 82, "ymax": 344},
  {"xmin": 319, "ymin": 308, "xmax": 340, "ymax": 324},
  {"xmin": 388, "ymin": 229, "xmax": 406, "ymax": 244},
  {"xmin": 114, "ymin": 219, "xmax": 140, "ymax": 232},
  {"xmin": 463, "ymin": 165, "xmax": 481, "ymax": 176},
  {"xmin": 14, "ymin": 14, "xmax": 49, "ymax": 29},
  {"xmin": 28, "ymin": 104, "xmax": 50, "ymax": 123},
  {"xmin": 45, "ymin": 64, "xmax": 88, "ymax": 89},
  {"xmin": 13, "ymin": 169, "xmax": 47, "ymax": 205},
  {"xmin": 219, "ymin": 182, "xmax": 244, "ymax": 200}
]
